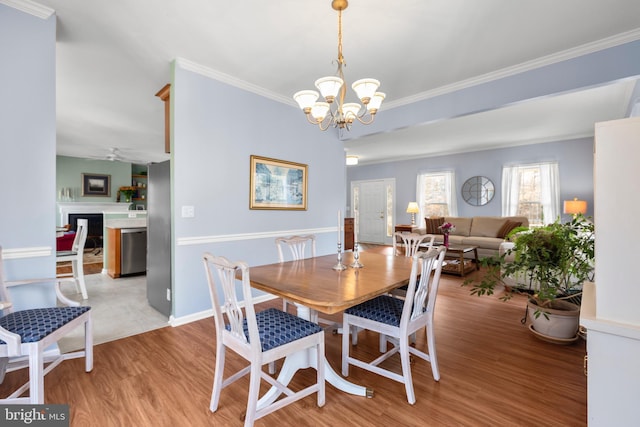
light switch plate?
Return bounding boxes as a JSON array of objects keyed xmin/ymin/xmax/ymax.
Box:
[{"xmin": 181, "ymin": 205, "xmax": 195, "ymax": 218}]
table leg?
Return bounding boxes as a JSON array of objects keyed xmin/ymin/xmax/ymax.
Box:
[
  {"xmin": 458, "ymin": 251, "xmax": 465, "ymax": 276},
  {"xmin": 474, "ymin": 248, "xmax": 480, "ymax": 270},
  {"xmin": 257, "ymin": 304, "xmax": 371, "ymax": 409}
]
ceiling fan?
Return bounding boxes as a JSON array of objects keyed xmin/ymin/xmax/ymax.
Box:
[{"xmin": 88, "ymin": 147, "xmax": 146, "ymax": 164}]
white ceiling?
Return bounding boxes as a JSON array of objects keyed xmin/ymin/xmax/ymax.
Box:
[{"xmin": 9, "ymin": 0, "xmax": 640, "ymax": 164}]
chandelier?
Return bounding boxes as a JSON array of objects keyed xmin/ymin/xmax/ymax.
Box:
[{"xmin": 293, "ymin": 0, "xmax": 385, "ymax": 131}]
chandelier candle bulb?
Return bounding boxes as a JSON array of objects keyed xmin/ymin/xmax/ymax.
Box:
[
  {"xmin": 354, "ymin": 219, "xmax": 358, "ymax": 243},
  {"xmin": 338, "ymin": 210, "xmax": 342, "ymax": 246}
]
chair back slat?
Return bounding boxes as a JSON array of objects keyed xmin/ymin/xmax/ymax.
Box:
[
  {"xmin": 72, "ymin": 219, "xmax": 89, "ymax": 253},
  {"xmin": 203, "ymin": 254, "xmax": 260, "ymax": 350},
  {"xmin": 394, "ymin": 232, "xmax": 435, "ymax": 257},
  {"xmin": 402, "ymin": 247, "xmax": 446, "ymax": 323},
  {"xmin": 275, "ymin": 235, "xmax": 316, "ymax": 262}
]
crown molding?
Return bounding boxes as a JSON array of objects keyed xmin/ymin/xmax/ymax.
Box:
[
  {"xmin": 385, "ymin": 28, "xmax": 640, "ymax": 110},
  {"xmin": 0, "ymin": 0, "xmax": 55, "ymax": 19},
  {"xmin": 175, "ymin": 57, "xmax": 295, "ymax": 106}
]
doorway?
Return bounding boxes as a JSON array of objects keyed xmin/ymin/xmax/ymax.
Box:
[{"xmin": 351, "ymin": 178, "xmax": 395, "ymax": 245}]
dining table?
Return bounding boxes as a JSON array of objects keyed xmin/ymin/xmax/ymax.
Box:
[{"xmin": 247, "ymin": 250, "xmax": 414, "ymax": 407}]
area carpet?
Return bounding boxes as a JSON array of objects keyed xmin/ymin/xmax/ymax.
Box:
[
  {"xmin": 57, "ymin": 273, "xmax": 169, "ymax": 353},
  {"xmin": 56, "ymin": 249, "xmax": 104, "ymax": 275}
]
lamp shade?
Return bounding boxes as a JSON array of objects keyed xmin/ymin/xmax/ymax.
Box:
[
  {"xmin": 367, "ymin": 92, "xmax": 386, "ymax": 112},
  {"xmin": 406, "ymin": 202, "xmax": 420, "ymax": 214},
  {"xmin": 293, "ymin": 90, "xmax": 319, "ymax": 110},
  {"xmin": 342, "ymin": 103, "xmax": 361, "ymax": 122},
  {"xmin": 315, "ymin": 76, "xmax": 344, "ymax": 101},
  {"xmin": 352, "ymin": 78, "xmax": 380, "ymax": 102},
  {"xmin": 563, "ymin": 198, "xmax": 587, "ymax": 215},
  {"xmin": 310, "ymin": 102, "xmax": 330, "ymax": 121}
]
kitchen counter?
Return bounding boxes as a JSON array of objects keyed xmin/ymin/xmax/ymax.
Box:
[{"xmin": 105, "ymin": 218, "xmax": 147, "ymax": 229}]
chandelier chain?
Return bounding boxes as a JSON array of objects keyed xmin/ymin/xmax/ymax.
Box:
[{"xmin": 337, "ymin": 9, "xmax": 344, "ymax": 65}]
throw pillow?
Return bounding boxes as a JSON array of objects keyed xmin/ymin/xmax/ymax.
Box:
[
  {"xmin": 425, "ymin": 217, "xmax": 445, "ymax": 235},
  {"xmin": 497, "ymin": 220, "xmax": 522, "ymax": 239}
]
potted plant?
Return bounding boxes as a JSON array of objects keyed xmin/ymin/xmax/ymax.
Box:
[
  {"xmin": 464, "ymin": 214, "xmax": 595, "ymax": 342},
  {"xmin": 119, "ymin": 186, "xmax": 136, "ymax": 203}
]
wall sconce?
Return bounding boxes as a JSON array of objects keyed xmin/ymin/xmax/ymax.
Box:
[
  {"xmin": 346, "ymin": 155, "xmax": 359, "ymax": 165},
  {"xmin": 563, "ymin": 197, "xmax": 587, "ymax": 217},
  {"xmin": 406, "ymin": 202, "xmax": 420, "ymax": 226}
]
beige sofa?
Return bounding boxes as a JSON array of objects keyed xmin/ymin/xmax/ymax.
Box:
[{"xmin": 414, "ymin": 216, "xmax": 529, "ymax": 259}]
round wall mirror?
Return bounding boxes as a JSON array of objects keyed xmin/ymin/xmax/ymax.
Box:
[{"xmin": 461, "ymin": 176, "xmax": 495, "ymax": 206}]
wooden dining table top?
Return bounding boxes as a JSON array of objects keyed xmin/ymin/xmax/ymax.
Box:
[{"xmin": 248, "ymin": 251, "xmax": 415, "ymax": 315}]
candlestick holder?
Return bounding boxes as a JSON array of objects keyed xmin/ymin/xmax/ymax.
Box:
[
  {"xmin": 350, "ymin": 241, "xmax": 364, "ymax": 268},
  {"xmin": 332, "ymin": 243, "xmax": 347, "ymax": 271}
]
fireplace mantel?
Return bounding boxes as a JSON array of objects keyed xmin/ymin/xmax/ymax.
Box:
[{"xmin": 58, "ymin": 202, "xmax": 131, "ymax": 226}]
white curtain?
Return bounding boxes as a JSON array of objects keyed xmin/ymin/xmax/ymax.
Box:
[
  {"xmin": 416, "ymin": 174, "xmax": 426, "ymax": 224},
  {"xmin": 501, "ymin": 166, "xmax": 520, "ymax": 216},
  {"xmin": 540, "ymin": 162, "xmax": 560, "ymax": 223},
  {"xmin": 444, "ymin": 171, "xmax": 458, "ymax": 217}
]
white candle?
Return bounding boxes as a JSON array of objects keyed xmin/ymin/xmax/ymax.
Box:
[
  {"xmin": 354, "ymin": 219, "xmax": 358, "ymax": 243},
  {"xmin": 337, "ymin": 210, "xmax": 341, "ymax": 246}
]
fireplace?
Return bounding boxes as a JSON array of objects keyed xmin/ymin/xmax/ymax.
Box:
[
  {"xmin": 69, "ymin": 213, "xmax": 104, "ymax": 247},
  {"xmin": 58, "ymin": 202, "xmax": 132, "ymax": 249}
]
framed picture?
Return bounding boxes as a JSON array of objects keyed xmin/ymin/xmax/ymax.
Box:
[
  {"xmin": 81, "ymin": 173, "xmax": 111, "ymax": 197},
  {"xmin": 250, "ymin": 155, "xmax": 308, "ymax": 210}
]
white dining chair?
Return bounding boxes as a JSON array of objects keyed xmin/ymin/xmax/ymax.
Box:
[
  {"xmin": 393, "ymin": 232, "xmax": 435, "ymax": 257},
  {"xmin": 275, "ymin": 235, "xmax": 316, "ymax": 314},
  {"xmin": 0, "ymin": 245, "xmax": 93, "ymax": 403},
  {"xmin": 203, "ymin": 253, "xmax": 325, "ymax": 427},
  {"xmin": 390, "ymin": 232, "xmax": 435, "ymax": 300},
  {"xmin": 56, "ymin": 218, "xmax": 89, "ymax": 299},
  {"xmin": 342, "ymin": 247, "xmax": 446, "ymax": 404}
]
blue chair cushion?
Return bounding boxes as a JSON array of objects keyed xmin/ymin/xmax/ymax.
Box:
[
  {"xmin": 345, "ymin": 295, "xmax": 405, "ymax": 327},
  {"xmin": 228, "ymin": 307, "xmax": 323, "ymax": 352},
  {"xmin": 0, "ymin": 306, "xmax": 91, "ymax": 344}
]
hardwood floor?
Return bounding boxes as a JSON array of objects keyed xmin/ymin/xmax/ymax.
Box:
[{"xmin": 1, "ymin": 245, "xmax": 587, "ymax": 426}]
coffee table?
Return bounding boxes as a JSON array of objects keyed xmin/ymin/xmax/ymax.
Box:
[
  {"xmin": 420, "ymin": 243, "xmax": 479, "ymax": 276},
  {"xmin": 441, "ymin": 245, "xmax": 479, "ymax": 276}
]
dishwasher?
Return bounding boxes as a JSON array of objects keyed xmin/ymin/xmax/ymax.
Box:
[{"xmin": 120, "ymin": 228, "xmax": 147, "ymax": 275}]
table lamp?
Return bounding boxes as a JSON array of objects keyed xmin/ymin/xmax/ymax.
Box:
[
  {"xmin": 563, "ymin": 198, "xmax": 587, "ymax": 218},
  {"xmin": 406, "ymin": 202, "xmax": 420, "ymax": 226}
]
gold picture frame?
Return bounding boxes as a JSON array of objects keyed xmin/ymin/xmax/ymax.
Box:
[{"xmin": 250, "ymin": 155, "xmax": 308, "ymax": 210}]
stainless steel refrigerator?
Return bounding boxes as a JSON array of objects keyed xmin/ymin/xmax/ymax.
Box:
[{"xmin": 146, "ymin": 160, "xmax": 171, "ymax": 317}]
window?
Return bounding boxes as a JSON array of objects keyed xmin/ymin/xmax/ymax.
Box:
[
  {"xmin": 502, "ymin": 162, "xmax": 560, "ymax": 226},
  {"xmin": 416, "ymin": 171, "xmax": 457, "ymax": 223}
]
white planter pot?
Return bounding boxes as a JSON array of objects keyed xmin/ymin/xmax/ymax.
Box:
[{"xmin": 527, "ymin": 299, "xmax": 580, "ymax": 340}]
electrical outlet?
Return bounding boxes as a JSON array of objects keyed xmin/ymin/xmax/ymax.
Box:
[
  {"xmin": 166, "ymin": 289, "xmax": 171, "ymax": 301},
  {"xmin": 181, "ymin": 205, "xmax": 195, "ymax": 218},
  {"xmin": 128, "ymin": 212, "xmax": 136, "ymax": 218}
]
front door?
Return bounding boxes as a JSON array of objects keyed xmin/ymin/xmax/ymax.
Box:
[{"xmin": 352, "ymin": 179, "xmax": 394, "ymax": 244}]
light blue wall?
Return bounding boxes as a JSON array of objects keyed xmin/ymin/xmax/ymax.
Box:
[
  {"xmin": 0, "ymin": 5, "xmax": 57, "ymax": 309},
  {"xmin": 170, "ymin": 61, "xmax": 346, "ymax": 318},
  {"xmin": 347, "ymin": 138, "xmax": 594, "ymax": 226}
]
